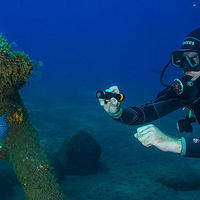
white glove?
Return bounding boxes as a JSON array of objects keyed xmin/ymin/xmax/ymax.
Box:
[
  {"xmin": 99, "ymin": 86, "xmax": 122, "ymax": 119},
  {"xmin": 134, "ymin": 124, "xmax": 182, "ymax": 153}
]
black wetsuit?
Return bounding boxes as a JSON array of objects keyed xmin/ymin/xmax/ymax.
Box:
[{"xmin": 116, "ymin": 86, "xmax": 200, "ymax": 158}]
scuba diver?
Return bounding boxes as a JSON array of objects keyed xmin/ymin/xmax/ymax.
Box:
[{"xmin": 97, "ymin": 27, "xmax": 200, "ymax": 158}]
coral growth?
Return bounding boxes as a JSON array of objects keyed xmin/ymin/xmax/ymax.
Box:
[{"xmin": 0, "ymin": 34, "xmax": 65, "ymax": 200}]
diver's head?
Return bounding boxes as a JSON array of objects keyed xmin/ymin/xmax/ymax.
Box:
[{"xmin": 171, "ymin": 28, "xmax": 200, "ymax": 78}]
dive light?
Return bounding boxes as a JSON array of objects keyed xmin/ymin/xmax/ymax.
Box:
[{"xmin": 96, "ymin": 90, "xmax": 125, "ymax": 102}]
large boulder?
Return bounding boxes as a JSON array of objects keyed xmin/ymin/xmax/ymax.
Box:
[{"xmin": 52, "ymin": 130, "xmax": 102, "ymax": 180}]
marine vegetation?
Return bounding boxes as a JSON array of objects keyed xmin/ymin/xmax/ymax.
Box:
[{"xmin": 0, "ymin": 34, "xmax": 65, "ymax": 200}]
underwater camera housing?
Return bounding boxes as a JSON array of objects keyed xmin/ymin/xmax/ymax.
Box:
[{"xmin": 177, "ymin": 115, "xmax": 196, "ymax": 133}]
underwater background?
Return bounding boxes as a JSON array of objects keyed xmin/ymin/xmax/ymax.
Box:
[{"xmin": 0, "ymin": 0, "xmax": 200, "ymax": 199}]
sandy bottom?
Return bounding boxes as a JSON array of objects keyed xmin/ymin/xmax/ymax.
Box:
[{"xmin": 2, "ymin": 91, "xmax": 200, "ymax": 200}]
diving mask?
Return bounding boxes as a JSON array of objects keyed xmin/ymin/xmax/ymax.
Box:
[{"xmin": 171, "ymin": 50, "xmax": 200, "ymax": 71}]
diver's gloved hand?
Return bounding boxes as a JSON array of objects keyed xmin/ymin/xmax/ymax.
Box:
[
  {"xmin": 134, "ymin": 124, "xmax": 182, "ymax": 154},
  {"xmin": 99, "ymin": 86, "xmax": 122, "ymax": 119}
]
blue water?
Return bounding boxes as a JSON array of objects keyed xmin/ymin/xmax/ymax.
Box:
[{"xmin": 0, "ymin": 0, "xmax": 200, "ymax": 199}]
